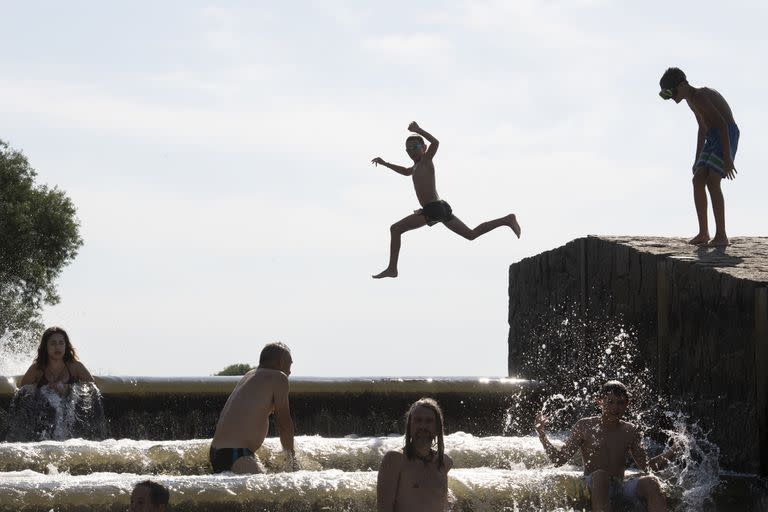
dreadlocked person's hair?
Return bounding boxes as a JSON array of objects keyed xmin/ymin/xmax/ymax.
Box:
[{"xmin": 403, "ymin": 397, "xmax": 446, "ymax": 468}]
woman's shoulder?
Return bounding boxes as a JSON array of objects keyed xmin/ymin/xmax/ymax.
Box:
[{"xmin": 69, "ymin": 360, "xmax": 94, "ymax": 381}]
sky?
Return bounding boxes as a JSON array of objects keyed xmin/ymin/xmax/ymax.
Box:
[{"xmin": 1, "ymin": 1, "xmax": 766, "ymax": 377}]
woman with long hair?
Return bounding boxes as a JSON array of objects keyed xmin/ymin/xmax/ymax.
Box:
[{"xmin": 19, "ymin": 326, "xmax": 94, "ymax": 394}]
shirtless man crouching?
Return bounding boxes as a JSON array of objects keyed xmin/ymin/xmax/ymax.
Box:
[
  {"xmin": 377, "ymin": 398, "xmax": 454, "ymax": 512},
  {"xmin": 210, "ymin": 342, "xmax": 297, "ymax": 474}
]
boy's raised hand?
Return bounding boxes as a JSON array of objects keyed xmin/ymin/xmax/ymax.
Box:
[
  {"xmin": 408, "ymin": 121, "xmax": 420, "ymax": 132},
  {"xmin": 534, "ymin": 411, "xmax": 547, "ymax": 434},
  {"xmin": 371, "ymin": 157, "xmax": 385, "ymax": 166}
]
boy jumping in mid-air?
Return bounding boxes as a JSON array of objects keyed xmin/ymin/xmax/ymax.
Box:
[
  {"xmin": 370, "ymin": 121, "xmax": 521, "ymax": 279},
  {"xmin": 659, "ymin": 67, "xmax": 740, "ymax": 247}
]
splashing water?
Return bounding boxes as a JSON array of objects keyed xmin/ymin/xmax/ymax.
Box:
[
  {"xmin": 512, "ymin": 304, "xmax": 725, "ymax": 510},
  {"xmin": 4, "ymin": 383, "xmax": 107, "ymax": 442}
]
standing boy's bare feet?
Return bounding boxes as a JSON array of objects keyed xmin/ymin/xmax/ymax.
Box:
[
  {"xmin": 372, "ymin": 268, "xmax": 398, "ymax": 279},
  {"xmin": 507, "ymin": 214, "xmax": 521, "ymax": 238},
  {"xmin": 687, "ymin": 234, "xmax": 710, "ymax": 245},
  {"xmin": 708, "ymin": 236, "xmax": 730, "ymax": 247}
]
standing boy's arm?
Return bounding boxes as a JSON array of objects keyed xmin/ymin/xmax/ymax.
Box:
[
  {"xmin": 693, "ymin": 94, "xmax": 736, "ymax": 177},
  {"xmin": 693, "ymin": 112, "xmax": 706, "ymax": 171},
  {"xmin": 534, "ymin": 413, "xmax": 582, "ymax": 466},
  {"xmin": 408, "ymin": 121, "xmax": 439, "ymax": 160},
  {"xmin": 371, "ymin": 157, "xmax": 413, "ymax": 176}
]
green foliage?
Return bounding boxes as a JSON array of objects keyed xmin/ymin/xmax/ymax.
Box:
[
  {"xmin": 0, "ymin": 139, "xmax": 83, "ymax": 354},
  {"xmin": 215, "ymin": 363, "xmax": 254, "ymax": 376}
]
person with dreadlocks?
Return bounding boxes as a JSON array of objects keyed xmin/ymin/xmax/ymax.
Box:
[{"xmin": 377, "ymin": 398, "xmax": 453, "ymax": 512}]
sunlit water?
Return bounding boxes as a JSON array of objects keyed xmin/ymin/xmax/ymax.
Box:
[
  {"xmin": 0, "ymin": 433, "xmax": 737, "ymax": 512},
  {"xmin": 2, "ymin": 309, "xmax": 766, "ymax": 510}
]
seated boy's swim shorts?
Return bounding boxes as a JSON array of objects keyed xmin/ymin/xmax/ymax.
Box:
[
  {"xmin": 694, "ymin": 123, "xmax": 740, "ymax": 178},
  {"xmin": 581, "ymin": 474, "xmax": 641, "ymax": 506}
]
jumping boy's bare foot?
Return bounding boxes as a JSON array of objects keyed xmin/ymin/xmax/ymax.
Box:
[
  {"xmin": 687, "ymin": 234, "xmax": 710, "ymax": 245},
  {"xmin": 372, "ymin": 268, "xmax": 398, "ymax": 279},
  {"xmin": 507, "ymin": 214, "xmax": 521, "ymax": 238},
  {"xmin": 708, "ymin": 236, "xmax": 730, "ymax": 247}
]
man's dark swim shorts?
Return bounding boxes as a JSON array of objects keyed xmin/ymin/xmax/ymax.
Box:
[
  {"xmin": 209, "ymin": 446, "xmax": 255, "ymax": 473},
  {"xmin": 419, "ymin": 200, "xmax": 454, "ymax": 226}
]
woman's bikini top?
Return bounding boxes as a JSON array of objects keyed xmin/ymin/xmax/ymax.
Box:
[{"xmin": 38, "ymin": 363, "xmax": 79, "ymax": 387}]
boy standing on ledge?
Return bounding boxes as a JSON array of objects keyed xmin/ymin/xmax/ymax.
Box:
[
  {"xmin": 659, "ymin": 67, "xmax": 740, "ymax": 247},
  {"xmin": 370, "ymin": 121, "xmax": 521, "ymax": 279}
]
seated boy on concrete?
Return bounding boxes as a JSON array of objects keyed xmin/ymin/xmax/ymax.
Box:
[{"xmin": 535, "ymin": 380, "xmax": 668, "ymax": 512}]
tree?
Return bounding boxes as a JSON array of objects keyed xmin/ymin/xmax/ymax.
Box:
[
  {"xmin": 0, "ymin": 139, "xmax": 83, "ymax": 356},
  {"xmin": 215, "ymin": 363, "xmax": 254, "ymax": 376}
]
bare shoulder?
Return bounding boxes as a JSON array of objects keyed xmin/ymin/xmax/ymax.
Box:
[
  {"xmin": 576, "ymin": 416, "xmax": 600, "ymax": 429},
  {"xmin": 20, "ymin": 364, "xmax": 42, "ymax": 385},
  {"xmin": 442, "ymin": 453, "xmax": 454, "ymax": 470},
  {"xmin": 381, "ymin": 450, "xmax": 405, "ymax": 469},
  {"xmin": 621, "ymin": 420, "xmax": 641, "ymax": 436}
]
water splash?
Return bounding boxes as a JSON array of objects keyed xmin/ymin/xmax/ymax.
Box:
[
  {"xmin": 4, "ymin": 383, "xmax": 106, "ymax": 442},
  {"xmin": 513, "ymin": 304, "xmax": 724, "ymax": 511}
]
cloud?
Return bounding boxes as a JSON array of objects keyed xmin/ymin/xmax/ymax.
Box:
[{"xmin": 362, "ymin": 33, "xmax": 452, "ymax": 58}]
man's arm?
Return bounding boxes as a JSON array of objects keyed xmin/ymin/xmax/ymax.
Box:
[
  {"xmin": 371, "ymin": 157, "xmax": 413, "ymax": 176},
  {"xmin": 376, "ymin": 451, "xmax": 402, "ymax": 512},
  {"xmin": 408, "ymin": 121, "xmax": 439, "ymax": 160},
  {"xmin": 272, "ymin": 374, "xmax": 295, "ymax": 456},
  {"xmin": 534, "ymin": 413, "xmax": 582, "ymax": 466}
]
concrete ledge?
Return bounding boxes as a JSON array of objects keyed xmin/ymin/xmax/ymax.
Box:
[{"xmin": 0, "ymin": 376, "xmax": 535, "ymax": 397}]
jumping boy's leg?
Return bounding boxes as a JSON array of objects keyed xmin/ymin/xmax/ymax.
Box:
[
  {"xmin": 689, "ymin": 168, "xmax": 710, "ymax": 245},
  {"xmin": 705, "ymin": 172, "xmax": 729, "ymax": 247},
  {"xmin": 443, "ymin": 213, "xmax": 521, "ymax": 241},
  {"xmin": 372, "ymin": 213, "xmax": 428, "ymax": 279}
]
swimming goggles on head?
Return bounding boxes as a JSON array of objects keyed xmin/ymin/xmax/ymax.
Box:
[{"xmin": 659, "ymin": 88, "xmax": 676, "ymax": 100}]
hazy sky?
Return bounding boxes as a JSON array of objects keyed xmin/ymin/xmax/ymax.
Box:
[{"xmin": 1, "ymin": 1, "xmax": 766, "ymax": 377}]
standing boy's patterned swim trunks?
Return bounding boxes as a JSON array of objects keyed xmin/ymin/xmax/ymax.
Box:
[{"xmin": 694, "ymin": 123, "xmax": 740, "ymax": 178}]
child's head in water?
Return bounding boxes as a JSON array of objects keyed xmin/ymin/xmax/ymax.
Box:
[
  {"xmin": 597, "ymin": 380, "xmax": 629, "ymax": 420},
  {"xmin": 130, "ymin": 480, "xmax": 169, "ymax": 512}
]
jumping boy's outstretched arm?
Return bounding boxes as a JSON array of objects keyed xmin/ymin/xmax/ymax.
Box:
[
  {"xmin": 371, "ymin": 157, "xmax": 412, "ymax": 176},
  {"xmin": 408, "ymin": 121, "xmax": 439, "ymax": 160},
  {"xmin": 535, "ymin": 412, "xmax": 583, "ymax": 466}
]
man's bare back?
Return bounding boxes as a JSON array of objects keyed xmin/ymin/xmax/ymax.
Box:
[
  {"xmin": 211, "ymin": 368, "xmax": 287, "ymax": 453},
  {"xmin": 210, "ymin": 344, "xmax": 295, "ymax": 474}
]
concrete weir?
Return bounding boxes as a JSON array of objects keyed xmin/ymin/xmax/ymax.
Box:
[
  {"xmin": 507, "ymin": 235, "xmax": 768, "ymax": 475},
  {"xmin": 0, "ymin": 377, "xmax": 539, "ymax": 440}
]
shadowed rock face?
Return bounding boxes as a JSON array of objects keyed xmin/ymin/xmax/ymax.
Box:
[{"xmin": 508, "ymin": 236, "xmax": 768, "ymax": 475}]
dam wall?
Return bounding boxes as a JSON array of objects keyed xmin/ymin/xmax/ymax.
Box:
[
  {"xmin": 0, "ymin": 376, "xmax": 539, "ymax": 440},
  {"xmin": 507, "ymin": 236, "xmax": 768, "ymax": 474}
]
